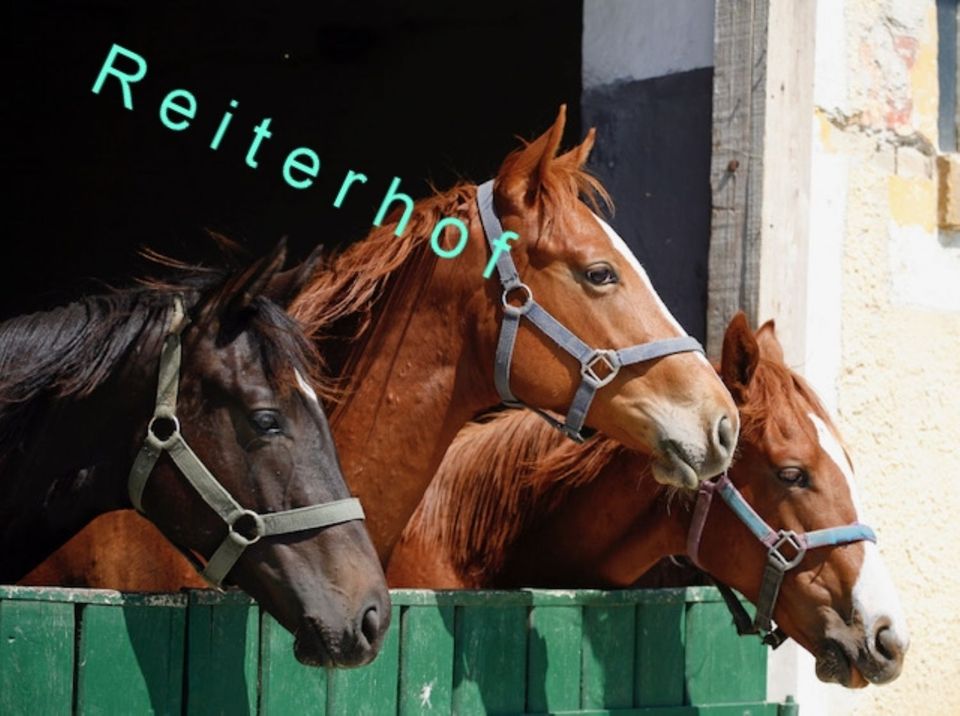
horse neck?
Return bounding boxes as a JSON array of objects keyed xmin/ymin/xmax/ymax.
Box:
[
  {"xmin": 0, "ymin": 317, "xmax": 164, "ymax": 582},
  {"xmin": 498, "ymin": 451, "xmax": 693, "ymax": 588},
  {"xmin": 329, "ymin": 220, "xmax": 501, "ymax": 563}
]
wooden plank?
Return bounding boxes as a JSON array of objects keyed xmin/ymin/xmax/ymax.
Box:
[
  {"xmin": 259, "ymin": 613, "xmax": 327, "ymax": 716},
  {"xmin": 76, "ymin": 603, "xmax": 185, "ymax": 715},
  {"xmin": 707, "ymin": 0, "xmax": 768, "ymax": 357},
  {"xmin": 635, "ymin": 601, "xmax": 686, "ymax": 707},
  {"xmin": 451, "ymin": 605, "xmax": 527, "ymax": 715},
  {"xmin": 580, "ymin": 605, "xmax": 636, "ymax": 709},
  {"xmin": 185, "ymin": 595, "xmax": 260, "ymax": 716},
  {"xmin": 398, "ymin": 604, "xmax": 455, "ymax": 716},
  {"xmin": 527, "ymin": 604, "xmax": 582, "ymax": 713},
  {"xmin": 0, "ymin": 599, "xmax": 75, "ymax": 716},
  {"xmin": 707, "ymin": 0, "xmax": 816, "ymax": 360},
  {"xmin": 684, "ymin": 601, "xmax": 767, "ymax": 705},
  {"xmin": 326, "ymin": 605, "xmax": 401, "ymax": 715}
]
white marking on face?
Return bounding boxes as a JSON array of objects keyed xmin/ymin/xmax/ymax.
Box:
[
  {"xmin": 590, "ymin": 212, "xmax": 712, "ymax": 368},
  {"xmin": 808, "ymin": 412, "xmax": 909, "ymax": 649},
  {"xmin": 294, "ymin": 368, "xmax": 319, "ymax": 405}
]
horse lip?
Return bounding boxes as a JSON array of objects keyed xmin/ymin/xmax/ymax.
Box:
[
  {"xmin": 293, "ymin": 626, "xmax": 335, "ymax": 667},
  {"xmin": 653, "ymin": 444, "xmax": 700, "ymax": 490},
  {"xmin": 815, "ymin": 640, "xmax": 868, "ymax": 688}
]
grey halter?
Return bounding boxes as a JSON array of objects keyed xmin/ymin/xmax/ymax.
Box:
[
  {"xmin": 128, "ymin": 296, "xmax": 364, "ymax": 587},
  {"xmin": 476, "ymin": 180, "xmax": 704, "ymax": 442}
]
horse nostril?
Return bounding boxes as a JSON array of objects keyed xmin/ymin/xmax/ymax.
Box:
[
  {"xmin": 360, "ymin": 605, "xmax": 381, "ymax": 647},
  {"xmin": 875, "ymin": 626, "xmax": 898, "ymax": 661},
  {"xmin": 714, "ymin": 415, "xmax": 736, "ymax": 457}
]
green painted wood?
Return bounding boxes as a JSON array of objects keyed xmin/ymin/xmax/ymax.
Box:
[
  {"xmin": 326, "ymin": 605, "xmax": 401, "ymax": 715},
  {"xmin": 452, "ymin": 605, "xmax": 527, "ymax": 715},
  {"xmin": 523, "ymin": 705, "xmax": 775, "ymax": 716},
  {"xmin": 635, "ymin": 601, "xmax": 686, "ymax": 707},
  {"xmin": 684, "ymin": 601, "xmax": 767, "ymax": 705},
  {"xmin": 581, "ymin": 605, "xmax": 636, "ymax": 709},
  {"xmin": 527, "ymin": 605, "xmax": 582, "ymax": 713},
  {"xmin": 76, "ymin": 603, "xmax": 185, "ymax": 715},
  {"xmin": 258, "ymin": 613, "xmax": 327, "ymax": 715},
  {"xmin": 185, "ymin": 595, "xmax": 260, "ymax": 716},
  {"xmin": 0, "ymin": 599, "xmax": 74, "ymax": 716},
  {"xmin": 398, "ymin": 604, "xmax": 454, "ymax": 716}
]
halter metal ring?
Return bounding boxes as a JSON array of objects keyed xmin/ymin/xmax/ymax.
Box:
[
  {"xmin": 581, "ymin": 349, "xmax": 621, "ymax": 388},
  {"xmin": 227, "ymin": 509, "xmax": 266, "ymax": 547},
  {"xmin": 768, "ymin": 530, "xmax": 807, "ymax": 570},
  {"xmin": 146, "ymin": 412, "xmax": 181, "ymax": 450},
  {"xmin": 501, "ymin": 283, "xmax": 534, "ymax": 317}
]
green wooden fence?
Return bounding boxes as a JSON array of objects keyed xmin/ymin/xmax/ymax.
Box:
[{"xmin": 0, "ymin": 586, "xmax": 795, "ymax": 715}]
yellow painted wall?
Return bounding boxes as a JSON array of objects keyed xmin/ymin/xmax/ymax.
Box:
[{"xmin": 806, "ymin": 1, "xmax": 960, "ymax": 713}]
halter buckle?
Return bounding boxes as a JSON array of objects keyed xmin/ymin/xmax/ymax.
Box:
[
  {"xmin": 501, "ymin": 283, "xmax": 534, "ymax": 317},
  {"xmin": 227, "ymin": 509, "xmax": 265, "ymax": 546},
  {"xmin": 768, "ymin": 530, "xmax": 807, "ymax": 570},
  {"xmin": 581, "ymin": 349, "xmax": 621, "ymax": 388}
]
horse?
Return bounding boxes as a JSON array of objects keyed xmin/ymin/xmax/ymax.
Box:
[
  {"xmin": 1, "ymin": 241, "xmax": 390, "ymax": 667},
  {"xmin": 387, "ymin": 314, "xmax": 909, "ymax": 688},
  {"xmin": 21, "ymin": 105, "xmax": 738, "ymax": 589}
]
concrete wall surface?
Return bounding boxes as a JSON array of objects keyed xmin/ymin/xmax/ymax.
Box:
[{"xmin": 768, "ymin": 1, "xmax": 960, "ymax": 713}]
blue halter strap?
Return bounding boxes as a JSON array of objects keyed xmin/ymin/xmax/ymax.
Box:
[
  {"xmin": 476, "ymin": 180, "xmax": 703, "ymax": 442},
  {"xmin": 688, "ymin": 472, "xmax": 876, "ymax": 648}
]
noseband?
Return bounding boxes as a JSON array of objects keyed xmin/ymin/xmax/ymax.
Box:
[
  {"xmin": 476, "ymin": 181, "xmax": 703, "ymax": 442},
  {"xmin": 686, "ymin": 472, "xmax": 876, "ymax": 647},
  {"xmin": 128, "ymin": 296, "xmax": 365, "ymax": 587}
]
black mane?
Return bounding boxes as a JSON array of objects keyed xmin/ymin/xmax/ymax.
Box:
[{"xmin": 0, "ymin": 265, "xmax": 322, "ymax": 471}]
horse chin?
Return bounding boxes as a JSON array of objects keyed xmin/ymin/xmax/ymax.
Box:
[
  {"xmin": 651, "ymin": 452, "xmax": 699, "ymax": 490},
  {"xmin": 815, "ymin": 641, "xmax": 869, "ymax": 689}
]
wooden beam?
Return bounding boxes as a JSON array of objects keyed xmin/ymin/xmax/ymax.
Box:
[{"xmin": 707, "ymin": 0, "xmax": 816, "ymax": 364}]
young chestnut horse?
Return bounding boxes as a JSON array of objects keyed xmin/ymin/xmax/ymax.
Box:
[
  {"xmin": 1, "ymin": 243, "xmax": 389, "ymax": 667},
  {"xmin": 388, "ymin": 314, "xmax": 909, "ymax": 688},
  {"xmin": 24, "ymin": 106, "xmax": 738, "ymax": 592}
]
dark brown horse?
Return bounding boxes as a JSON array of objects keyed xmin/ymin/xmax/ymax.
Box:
[
  {"xmin": 388, "ymin": 314, "xmax": 909, "ymax": 688},
  {"xmin": 1, "ymin": 242, "xmax": 389, "ymax": 667},
  {"xmin": 23, "ymin": 107, "xmax": 740, "ymax": 591}
]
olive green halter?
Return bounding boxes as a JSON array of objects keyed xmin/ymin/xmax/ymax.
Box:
[{"xmin": 127, "ymin": 297, "xmax": 364, "ymax": 587}]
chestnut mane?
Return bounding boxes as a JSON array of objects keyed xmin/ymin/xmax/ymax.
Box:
[
  {"xmin": 288, "ymin": 138, "xmax": 611, "ymax": 389},
  {"xmin": 404, "ymin": 354, "xmax": 836, "ymax": 583}
]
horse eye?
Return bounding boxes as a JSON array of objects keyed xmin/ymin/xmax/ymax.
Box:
[
  {"xmin": 777, "ymin": 466, "xmax": 809, "ymax": 487},
  {"xmin": 584, "ymin": 264, "xmax": 619, "ymax": 286},
  {"xmin": 250, "ymin": 410, "xmax": 283, "ymax": 435}
]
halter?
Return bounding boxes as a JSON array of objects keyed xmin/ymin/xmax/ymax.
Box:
[
  {"xmin": 686, "ymin": 472, "xmax": 876, "ymax": 648},
  {"xmin": 476, "ymin": 181, "xmax": 703, "ymax": 442},
  {"xmin": 127, "ymin": 296, "xmax": 365, "ymax": 587}
]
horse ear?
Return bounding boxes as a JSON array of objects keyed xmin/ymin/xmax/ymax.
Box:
[
  {"xmin": 221, "ymin": 239, "xmax": 288, "ymax": 321},
  {"xmin": 720, "ymin": 311, "xmax": 760, "ymax": 402},
  {"xmin": 496, "ymin": 105, "xmax": 567, "ymax": 204},
  {"xmin": 556, "ymin": 127, "xmax": 596, "ymax": 169},
  {"xmin": 265, "ymin": 243, "xmax": 324, "ymax": 308},
  {"xmin": 755, "ymin": 319, "xmax": 786, "ymax": 365}
]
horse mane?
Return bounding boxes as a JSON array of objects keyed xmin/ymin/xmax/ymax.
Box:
[
  {"xmin": 0, "ymin": 258, "xmax": 325, "ymax": 472},
  {"xmin": 406, "ymin": 351, "xmax": 833, "ymax": 584},
  {"xmin": 404, "ymin": 409, "xmax": 630, "ymax": 583},
  {"xmin": 288, "ymin": 140, "xmax": 612, "ymax": 389}
]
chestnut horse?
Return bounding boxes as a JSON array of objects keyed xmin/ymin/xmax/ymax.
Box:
[
  {"xmin": 1, "ymin": 242, "xmax": 389, "ymax": 666},
  {"xmin": 388, "ymin": 314, "xmax": 909, "ymax": 688},
  {"xmin": 23, "ymin": 106, "xmax": 738, "ymax": 591}
]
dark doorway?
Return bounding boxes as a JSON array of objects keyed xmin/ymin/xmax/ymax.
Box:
[{"xmin": 2, "ymin": 1, "xmax": 582, "ymax": 318}]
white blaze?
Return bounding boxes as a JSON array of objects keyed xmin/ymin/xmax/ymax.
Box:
[
  {"xmin": 808, "ymin": 413, "xmax": 909, "ymax": 649},
  {"xmin": 294, "ymin": 368, "xmax": 320, "ymax": 405},
  {"xmin": 590, "ymin": 212, "xmax": 712, "ymax": 368}
]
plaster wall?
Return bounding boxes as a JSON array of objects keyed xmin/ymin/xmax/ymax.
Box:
[{"xmin": 769, "ymin": 1, "xmax": 960, "ymax": 713}]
